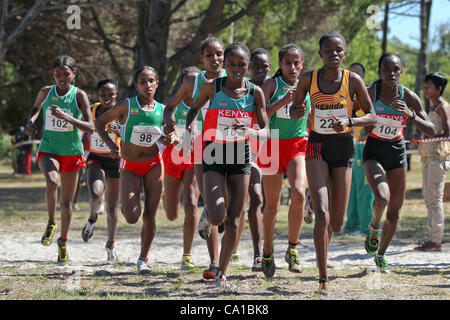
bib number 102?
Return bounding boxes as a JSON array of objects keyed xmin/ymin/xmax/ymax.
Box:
[{"xmin": 51, "ymin": 118, "xmax": 68, "ymax": 129}]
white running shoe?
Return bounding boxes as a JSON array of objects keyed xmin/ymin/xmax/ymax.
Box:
[
  {"xmin": 137, "ymin": 257, "xmax": 151, "ymax": 275},
  {"xmin": 215, "ymin": 271, "xmax": 235, "ymax": 291},
  {"xmin": 198, "ymin": 207, "xmax": 212, "ymax": 240},
  {"xmin": 81, "ymin": 220, "xmax": 95, "ymax": 242},
  {"xmin": 106, "ymin": 247, "xmax": 119, "ymax": 264}
]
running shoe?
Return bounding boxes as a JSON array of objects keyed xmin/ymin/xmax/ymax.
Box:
[
  {"xmin": 203, "ymin": 263, "xmax": 219, "ymax": 280},
  {"xmin": 57, "ymin": 239, "xmax": 68, "ymax": 264},
  {"xmin": 137, "ymin": 257, "xmax": 151, "ymax": 275},
  {"xmin": 317, "ymin": 277, "xmax": 330, "ymax": 295},
  {"xmin": 364, "ymin": 225, "xmax": 380, "ymax": 256},
  {"xmin": 230, "ymin": 253, "xmax": 241, "ymax": 265},
  {"xmin": 262, "ymin": 253, "xmax": 276, "ymax": 278},
  {"xmin": 181, "ymin": 254, "xmax": 194, "ymax": 270},
  {"xmin": 106, "ymin": 247, "xmax": 119, "ymax": 264},
  {"xmin": 198, "ymin": 207, "xmax": 212, "ymax": 240},
  {"xmin": 285, "ymin": 248, "xmax": 302, "ymax": 273},
  {"xmin": 414, "ymin": 240, "xmax": 442, "ymax": 252},
  {"xmin": 215, "ymin": 271, "xmax": 234, "ymax": 290},
  {"xmin": 251, "ymin": 256, "xmax": 263, "ymax": 272},
  {"xmin": 72, "ymin": 202, "xmax": 80, "ymax": 211},
  {"xmin": 81, "ymin": 220, "xmax": 95, "ymax": 243},
  {"xmin": 41, "ymin": 223, "xmax": 56, "ymax": 246},
  {"xmin": 374, "ymin": 255, "xmax": 391, "ymax": 274}
]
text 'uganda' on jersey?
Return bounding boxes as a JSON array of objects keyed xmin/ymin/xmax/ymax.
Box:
[{"xmin": 309, "ymin": 69, "xmax": 353, "ymax": 134}]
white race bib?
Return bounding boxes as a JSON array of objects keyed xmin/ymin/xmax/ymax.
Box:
[
  {"xmin": 45, "ymin": 109, "xmax": 73, "ymax": 132},
  {"xmin": 90, "ymin": 132, "xmax": 116, "ymax": 153},
  {"xmin": 373, "ymin": 115, "xmax": 404, "ymax": 140},
  {"xmin": 314, "ymin": 108, "xmax": 348, "ymax": 134},
  {"xmin": 275, "ymin": 95, "xmax": 292, "ymax": 119},
  {"xmin": 130, "ymin": 125, "xmax": 161, "ymax": 147},
  {"xmin": 216, "ymin": 116, "xmax": 251, "ymax": 142}
]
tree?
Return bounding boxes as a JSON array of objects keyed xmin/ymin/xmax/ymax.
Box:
[
  {"xmin": 414, "ymin": 0, "xmax": 432, "ymax": 109},
  {"xmin": 0, "ymin": 0, "xmax": 50, "ymax": 78}
]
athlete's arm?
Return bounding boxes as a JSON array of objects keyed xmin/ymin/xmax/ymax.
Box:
[
  {"xmin": 348, "ymin": 72, "xmax": 376, "ymax": 128},
  {"xmin": 95, "ymin": 99, "xmax": 129, "ymax": 158},
  {"xmin": 290, "ymin": 72, "xmax": 311, "ymax": 121},
  {"xmin": 185, "ymin": 82, "xmax": 213, "ymax": 131},
  {"xmin": 234, "ymin": 86, "xmax": 270, "ymax": 141},
  {"xmin": 399, "ymin": 88, "xmax": 435, "ymax": 137},
  {"xmin": 163, "ymin": 75, "xmax": 195, "ymax": 131},
  {"xmin": 262, "ymin": 78, "xmax": 292, "ymax": 118},
  {"xmin": 73, "ymin": 89, "xmax": 94, "ymax": 134},
  {"xmin": 26, "ymin": 86, "xmax": 51, "ymax": 136},
  {"xmin": 436, "ymin": 102, "xmax": 450, "ymax": 138}
]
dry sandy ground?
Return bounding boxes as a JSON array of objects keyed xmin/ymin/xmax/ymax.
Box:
[{"xmin": 0, "ymin": 230, "xmax": 448, "ymax": 272}]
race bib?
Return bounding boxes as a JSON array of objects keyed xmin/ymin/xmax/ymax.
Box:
[
  {"xmin": 90, "ymin": 132, "xmax": 116, "ymax": 153},
  {"xmin": 45, "ymin": 109, "xmax": 73, "ymax": 132},
  {"xmin": 175, "ymin": 119, "xmax": 201, "ymax": 141},
  {"xmin": 372, "ymin": 115, "xmax": 404, "ymax": 140},
  {"xmin": 216, "ymin": 115, "xmax": 252, "ymax": 142},
  {"xmin": 275, "ymin": 95, "xmax": 292, "ymax": 119},
  {"xmin": 314, "ymin": 108, "xmax": 348, "ymax": 134},
  {"xmin": 130, "ymin": 125, "xmax": 161, "ymax": 147}
]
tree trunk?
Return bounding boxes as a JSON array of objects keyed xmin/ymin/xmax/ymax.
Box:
[
  {"xmin": 382, "ymin": 0, "xmax": 389, "ymax": 54},
  {"xmin": 415, "ymin": 0, "xmax": 432, "ymax": 111},
  {"xmin": 129, "ymin": 0, "xmax": 173, "ymax": 100},
  {"xmin": 0, "ymin": 0, "xmax": 10, "ymax": 79}
]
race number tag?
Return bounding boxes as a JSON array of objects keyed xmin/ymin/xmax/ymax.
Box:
[
  {"xmin": 176, "ymin": 120, "xmax": 201, "ymax": 141},
  {"xmin": 373, "ymin": 115, "xmax": 404, "ymax": 140},
  {"xmin": 314, "ymin": 108, "xmax": 348, "ymax": 134},
  {"xmin": 216, "ymin": 114, "xmax": 252, "ymax": 142},
  {"xmin": 275, "ymin": 95, "xmax": 292, "ymax": 119},
  {"xmin": 45, "ymin": 109, "xmax": 73, "ymax": 132},
  {"xmin": 130, "ymin": 125, "xmax": 161, "ymax": 147},
  {"xmin": 90, "ymin": 132, "xmax": 116, "ymax": 153}
]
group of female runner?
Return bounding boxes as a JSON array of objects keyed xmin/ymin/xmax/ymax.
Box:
[{"xmin": 26, "ymin": 30, "xmax": 442, "ymax": 295}]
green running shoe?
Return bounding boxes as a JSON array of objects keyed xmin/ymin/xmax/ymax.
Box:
[
  {"xmin": 285, "ymin": 248, "xmax": 302, "ymax": 273},
  {"xmin": 57, "ymin": 239, "xmax": 69, "ymax": 264},
  {"xmin": 41, "ymin": 223, "xmax": 56, "ymax": 246},
  {"xmin": 374, "ymin": 255, "xmax": 391, "ymax": 273},
  {"xmin": 262, "ymin": 253, "xmax": 276, "ymax": 278},
  {"xmin": 364, "ymin": 226, "xmax": 380, "ymax": 256}
]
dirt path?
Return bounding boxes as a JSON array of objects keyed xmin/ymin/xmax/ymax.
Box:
[{"xmin": 1, "ymin": 231, "xmax": 448, "ymax": 271}]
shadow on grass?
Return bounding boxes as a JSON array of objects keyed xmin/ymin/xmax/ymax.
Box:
[{"xmin": 405, "ymin": 188, "xmax": 423, "ymax": 200}]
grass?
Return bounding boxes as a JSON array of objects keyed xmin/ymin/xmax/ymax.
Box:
[{"xmin": 0, "ymin": 154, "xmax": 449, "ymax": 301}]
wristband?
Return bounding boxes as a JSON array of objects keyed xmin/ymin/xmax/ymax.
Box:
[
  {"xmin": 348, "ymin": 117, "xmax": 354, "ymax": 127},
  {"xmin": 409, "ymin": 109, "xmax": 416, "ymax": 120}
]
